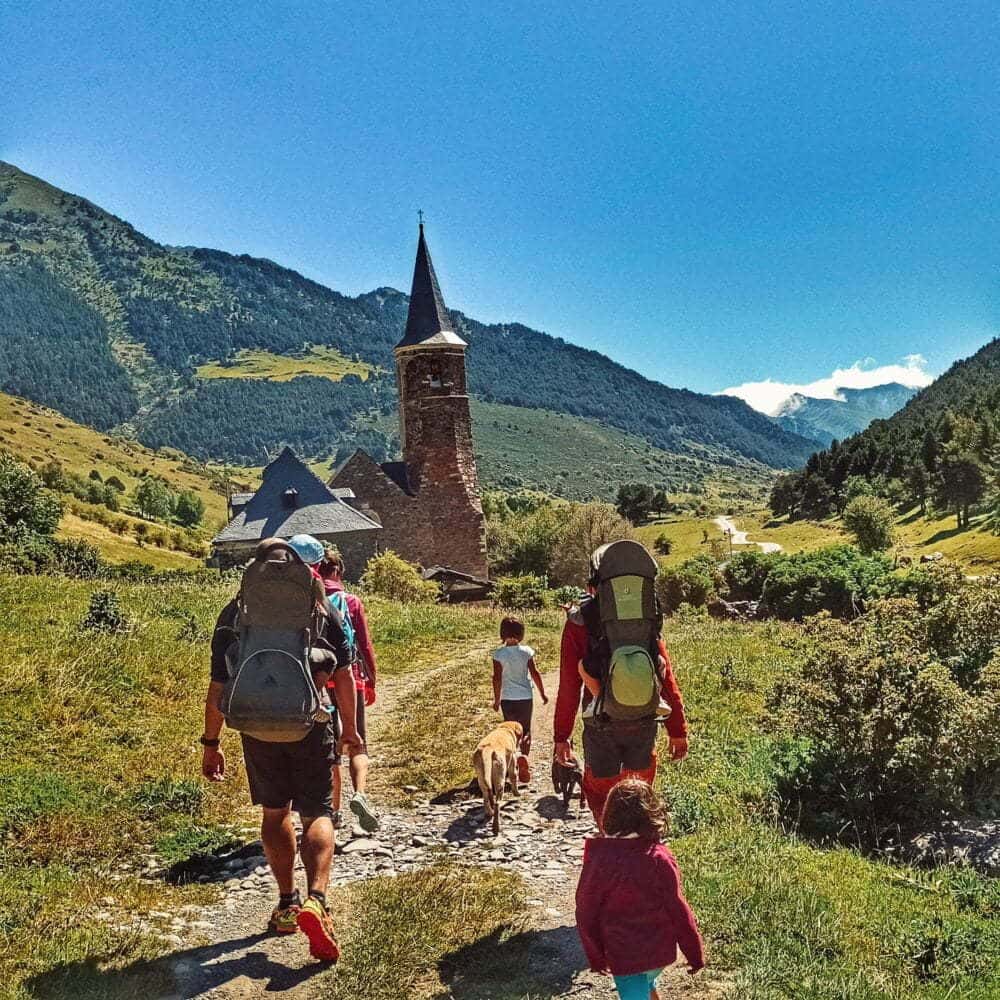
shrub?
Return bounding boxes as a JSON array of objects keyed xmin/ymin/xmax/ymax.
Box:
[
  {"xmin": 771, "ymin": 594, "xmax": 1000, "ymax": 841},
  {"xmin": 81, "ymin": 590, "xmax": 130, "ymax": 633},
  {"xmin": 723, "ymin": 549, "xmax": 772, "ymax": 601},
  {"xmin": 360, "ymin": 551, "xmax": 439, "ymax": 603},
  {"xmin": 653, "ymin": 532, "xmax": 673, "ymax": 556},
  {"xmin": 48, "ymin": 538, "xmax": 102, "ymax": 578},
  {"xmin": 0, "ymin": 453, "xmax": 62, "ymax": 539},
  {"xmin": 493, "ymin": 574, "xmax": 549, "ymax": 610},
  {"xmin": 843, "ymin": 494, "xmax": 895, "ymax": 554},
  {"xmin": 656, "ymin": 556, "xmax": 717, "ymax": 613},
  {"xmin": 759, "ymin": 545, "xmax": 893, "ymax": 621}
]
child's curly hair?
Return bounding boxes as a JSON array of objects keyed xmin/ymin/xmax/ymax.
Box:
[{"xmin": 601, "ymin": 778, "xmax": 669, "ymax": 841}]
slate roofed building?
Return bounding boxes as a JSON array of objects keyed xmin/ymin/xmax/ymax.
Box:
[{"xmin": 211, "ymin": 446, "xmax": 381, "ymax": 576}]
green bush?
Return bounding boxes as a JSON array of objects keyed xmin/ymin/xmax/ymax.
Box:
[
  {"xmin": 493, "ymin": 574, "xmax": 549, "ymax": 610},
  {"xmin": 653, "ymin": 532, "xmax": 673, "ymax": 555},
  {"xmin": 722, "ymin": 549, "xmax": 772, "ymax": 601},
  {"xmin": 656, "ymin": 556, "xmax": 717, "ymax": 613},
  {"xmin": 81, "ymin": 590, "xmax": 130, "ymax": 633},
  {"xmin": 771, "ymin": 589, "xmax": 1000, "ymax": 841},
  {"xmin": 843, "ymin": 494, "xmax": 896, "ymax": 553},
  {"xmin": 360, "ymin": 551, "xmax": 439, "ymax": 604}
]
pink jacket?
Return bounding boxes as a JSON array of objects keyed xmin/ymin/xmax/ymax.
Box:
[{"xmin": 575, "ymin": 838, "xmax": 704, "ymax": 976}]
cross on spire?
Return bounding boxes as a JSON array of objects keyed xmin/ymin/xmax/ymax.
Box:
[{"xmin": 417, "ymin": 208, "xmax": 424, "ymax": 228}]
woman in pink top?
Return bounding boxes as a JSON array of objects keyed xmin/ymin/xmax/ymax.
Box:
[{"xmin": 576, "ymin": 779, "xmax": 705, "ymax": 999}]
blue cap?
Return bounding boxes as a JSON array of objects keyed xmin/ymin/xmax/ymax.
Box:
[{"xmin": 286, "ymin": 534, "xmax": 325, "ymax": 566}]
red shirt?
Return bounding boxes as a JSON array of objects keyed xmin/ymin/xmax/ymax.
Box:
[
  {"xmin": 553, "ymin": 612, "xmax": 687, "ymax": 743},
  {"xmin": 323, "ymin": 580, "xmax": 378, "ymax": 691},
  {"xmin": 575, "ymin": 837, "xmax": 705, "ymax": 976}
]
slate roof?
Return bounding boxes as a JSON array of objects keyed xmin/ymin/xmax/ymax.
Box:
[
  {"xmin": 213, "ymin": 447, "xmax": 380, "ymax": 545},
  {"xmin": 395, "ymin": 224, "xmax": 467, "ymax": 350}
]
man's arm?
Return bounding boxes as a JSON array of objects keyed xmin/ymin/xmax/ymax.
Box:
[
  {"xmin": 553, "ymin": 619, "xmax": 588, "ymax": 762},
  {"xmin": 658, "ymin": 640, "xmax": 689, "ymax": 760},
  {"xmin": 201, "ymin": 681, "xmax": 226, "ymax": 781}
]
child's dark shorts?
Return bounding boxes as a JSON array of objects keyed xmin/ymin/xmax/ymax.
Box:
[
  {"xmin": 582, "ymin": 717, "xmax": 657, "ymax": 779},
  {"xmin": 241, "ymin": 721, "xmax": 336, "ymax": 818},
  {"xmin": 500, "ymin": 698, "xmax": 534, "ymax": 747}
]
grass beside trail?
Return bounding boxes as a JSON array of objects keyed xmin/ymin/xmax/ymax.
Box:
[{"xmin": 0, "ymin": 574, "xmax": 519, "ymax": 999}]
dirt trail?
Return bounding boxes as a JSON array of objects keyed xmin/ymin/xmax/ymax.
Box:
[
  {"xmin": 106, "ymin": 664, "xmax": 723, "ymax": 999},
  {"xmin": 713, "ymin": 514, "xmax": 782, "ymax": 554}
]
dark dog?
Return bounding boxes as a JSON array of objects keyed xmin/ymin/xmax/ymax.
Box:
[{"xmin": 551, "ymin": 758, "xmax": 585, "ymax": 809}]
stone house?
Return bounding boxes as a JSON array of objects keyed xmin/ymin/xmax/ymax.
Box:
[
  {"xmin": 330, "ymin": 224, "xmax": 489, "ymax": 581},
  {"xmin": 211, "ymin": 447, "xmax": 381, "ymax": 576}
]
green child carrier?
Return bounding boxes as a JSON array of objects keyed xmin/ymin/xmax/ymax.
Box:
[
  {"xmin": 583, "ymin": 539, "xmax": 663, "ymax": 722},
  {"xmin": 220, "ymin": 539, "xmax": 331, "ymax": 743}
]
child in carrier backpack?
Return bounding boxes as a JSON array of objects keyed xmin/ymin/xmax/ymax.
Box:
[
  {"xmin": 491, "ymin": 616, "xmax": 548, "ymax": 784},
  {"xmin": 575, "ymin": 779, "xmax": 705, "ymax": 1000}
]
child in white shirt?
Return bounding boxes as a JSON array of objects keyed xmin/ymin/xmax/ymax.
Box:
[{"xmin": 492, "ymin": 616, "xmax": 548, "ymax": 784}]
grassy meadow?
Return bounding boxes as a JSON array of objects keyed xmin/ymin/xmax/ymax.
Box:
[
  {"xmin": 195, "ymin": 346, "xmax": 373, "ymax": 383},
  {"xmin": 3, "ymin": 572, "xmax": 1000, "ymax": 998}
]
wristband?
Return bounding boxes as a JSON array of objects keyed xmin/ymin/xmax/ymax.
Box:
[{"xmin": 199, "ymin": 735, "xmax": 221, "ymax": 748}]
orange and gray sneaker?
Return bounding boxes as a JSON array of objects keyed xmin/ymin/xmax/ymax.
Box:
[
  {"xmin": 517, "ymin": 755, "xmax": 531, "ymax": 785},
  {"xmin": 268, "ymin": 901, "xmax": 301, "ymax": 935},
  {"xmin": 297, "ymin": 896, "xmax": 340, "ymax": 962}
]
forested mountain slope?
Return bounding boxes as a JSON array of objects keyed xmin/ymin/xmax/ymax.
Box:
[
  {"xmin": 0, "ymin": 162, "xmax": 815, "ymax": 472},
  {"xmin": 772, "ymin": 337, "xmax": 1000, "ymax": 522}
]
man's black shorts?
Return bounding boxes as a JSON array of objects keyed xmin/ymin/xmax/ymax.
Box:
[
  {"xmin": 241, "ymin": 721, "xmax": 335, "ymax": 818},
  {"xmin": 582, "ymin": 717, "xmax": 658, "ymax": 779}
]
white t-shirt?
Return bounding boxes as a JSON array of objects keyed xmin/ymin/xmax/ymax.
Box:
[{"xmin": 493, "ymin": 644, "xmax": 536, "ymax": 700}]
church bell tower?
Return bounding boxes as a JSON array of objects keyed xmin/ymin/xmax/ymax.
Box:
[{"xmin": 394, "ymin": 224, "xmax": 487, "ymax": 577}]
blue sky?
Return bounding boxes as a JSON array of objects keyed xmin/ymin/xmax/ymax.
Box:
[{"xmin": 3, "ymin": 1, "xmax": 997, "ymax": 403}]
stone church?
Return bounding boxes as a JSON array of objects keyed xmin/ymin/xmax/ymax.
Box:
[{"xmin": 329, "ymin": 225, "xmax": 489, "ymax": 580}]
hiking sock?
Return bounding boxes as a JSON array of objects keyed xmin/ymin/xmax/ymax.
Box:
[
  {"xmin": 308, "ymin": 889, "xmax": 327, "ymax": 909},
  {"xmin": 279, "ymin": 890, "xmax": 301, "ymax": 909}
]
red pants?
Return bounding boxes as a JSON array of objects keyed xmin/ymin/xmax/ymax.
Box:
[{"xmin": 582, "ymin": 751, "xmax": 658, "ymax": 829}]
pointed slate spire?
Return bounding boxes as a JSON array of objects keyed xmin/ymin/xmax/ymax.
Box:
[{"xmin": 395, "ymin": 223, "xmax": 467, "ymax": 350}]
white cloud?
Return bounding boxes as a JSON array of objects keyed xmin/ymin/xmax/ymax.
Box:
[{"xmin": 719, "ymin": 355, "xmax": 934, "ymax": 416}]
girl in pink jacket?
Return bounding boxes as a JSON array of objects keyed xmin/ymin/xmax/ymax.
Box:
[{"xmin": 576, "ymin": 779, "xmax": 705, "ymax": 1000}]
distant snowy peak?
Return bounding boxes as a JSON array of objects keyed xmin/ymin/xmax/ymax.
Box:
[{"xmin": 774, "ymin": 383, "xmax": 918, "ymax": 447}]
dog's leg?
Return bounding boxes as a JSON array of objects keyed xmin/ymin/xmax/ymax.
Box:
[
  {"xmin": 508, "ymin": 750, "xmax": 521, "ymax": 797},
  {"xmin": 474, "ymin": 752, "xmax": 493, "ymax": 821}
]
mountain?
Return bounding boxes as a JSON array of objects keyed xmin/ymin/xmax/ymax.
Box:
[
  {"xmin": 774, "ymin": 383, "xmax": 918, "ymax": 447},
  {"xmin": 772, "ymin": 337, "xmax": 1000, "ymax": 519},
  {"xmin": 0, "ymin": 162, "xmax": 816, "ymax": 492}
]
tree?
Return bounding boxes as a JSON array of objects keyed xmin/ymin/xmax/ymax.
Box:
[
  {"xmin": 769, "ymin": 475, "xmax": 801, "ymax": 519},
  {"xmin": 842, "ymin": 495, "xmax": 895, "ymax": 554},
  {"xmin": 0, "ymin": 453, "xmax": 62, "ymax": 539},
  {"xmin": 986, "ymin": 448, "xmax": 1000, "ymax": 536},
  {"xmin": 921, "ymin": 429, "xmax": 939, "ymax": 472},
  {"xmin": 550, "ymin": 503, "xmax": 635, "ymax": 586},
  {"xmin": 653, "ymin": 532, "xmax": 673, "ymax": 556},
  {"xmin": 615, "ymin": 483, "xmax": 655, "ymax": 524},
  {"xmin": 174, "ymin": 490, "xmax": 205, "ymax": 528},
  {"xmin": 907, "ymin": 463, "xmax": 929, "ymax": 515},
  {"xmin": 134, "ymin": 476, "xmax": 174, "ymax": 521},
  {"xmin": 934, "ymin": 450, "xmax": 986, "ymax": 529}
]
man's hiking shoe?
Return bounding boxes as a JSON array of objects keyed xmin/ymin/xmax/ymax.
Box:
[
  {"xmin": 517, "ymin": 755, "xmax": 531, "ymax": 785},
  {"xmin": 349, "ymin": 791, "xmax": 380, "ymax": 833},
  {"xmin": 331, "ymin": 809, "xmax": 344, "ymax": 830},
  {"xmin": 297, "ymin": 897, "xmax": 340, "ymax": 962},
  {"xmin": 268, "ymin": 903, "xmax": 301, "ymax": 935}
]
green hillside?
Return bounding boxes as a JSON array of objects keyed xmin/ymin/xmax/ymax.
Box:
[{"xmin": 0, "ymin": 161, "xmax": 815, "ymax": 477}]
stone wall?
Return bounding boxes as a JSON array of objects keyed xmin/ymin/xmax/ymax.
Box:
[{"xmin": 212, "ymin": 528, "xmax": 379, "ymax": 582}]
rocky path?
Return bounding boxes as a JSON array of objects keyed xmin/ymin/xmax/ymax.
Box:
[
  {"xmin": 713, "ymin": 514, "xmax": 782, "ymax": 554},
  {"xmin": 133, "ymin": 669, "xmax": 720, "ymax": 999}
]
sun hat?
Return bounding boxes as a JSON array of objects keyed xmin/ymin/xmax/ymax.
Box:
[{"xmin": 286, "ymin": 534, "xmax": 326, "ymax": 566}]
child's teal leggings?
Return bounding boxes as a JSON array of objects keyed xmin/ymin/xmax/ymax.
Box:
[{"xmin": 612, "ymin": 968, "xmax": 663, "ymax": 1000}]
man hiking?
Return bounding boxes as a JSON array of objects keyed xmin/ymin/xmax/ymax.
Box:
[
  {"xmin": 553, "ymin": 540, "xmax": 688, "ymax": 827},
  {"xmin": 318, "ymin": 545, "xmax": 380, "ymax": 833},
  {"xmin": 200, "ymin": 536, "xmax": 361, "ymax": 962}
]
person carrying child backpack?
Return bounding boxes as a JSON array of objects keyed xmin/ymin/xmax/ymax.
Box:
[
  {"xmin": 491, "ymin": 616, "xmax": 548, "ymax": 784},
  {"xmin": 576, "ymin": 779, "xmax": 705, "ymax": 999},
  {"xmin": 553, "ymin": 540, "xmax": 688, "ymax": 826}
]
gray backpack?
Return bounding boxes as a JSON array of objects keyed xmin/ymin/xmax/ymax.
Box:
[
  {"xmin": 220, "ymin": 539, "xmax": 331, "ymax": 742},
  {"xmin": 584, "ymin": 539, "xmax": 663, "ymax": 722}
]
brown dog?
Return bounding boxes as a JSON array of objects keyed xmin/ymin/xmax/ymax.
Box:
[{"xmin": 472, "ymin": 721, "xmax": 523, "ymax": 835}]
